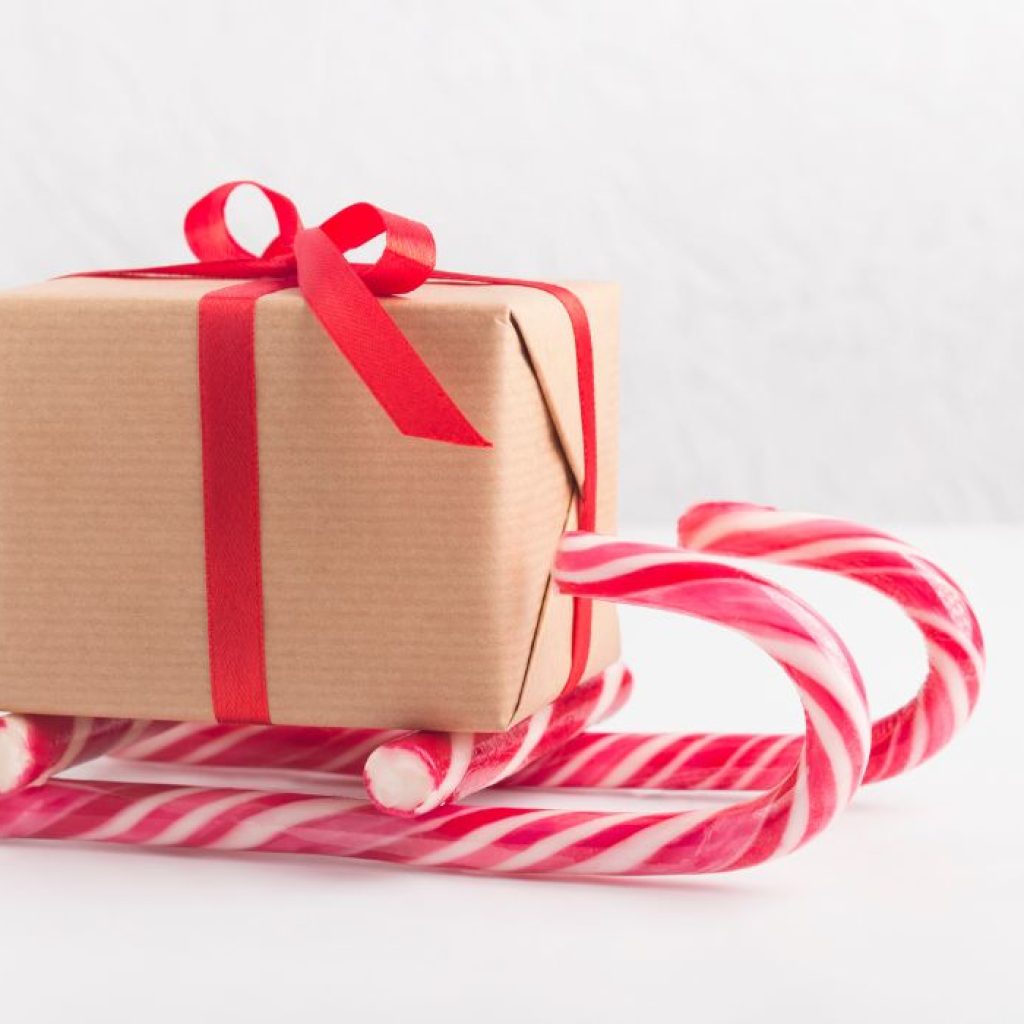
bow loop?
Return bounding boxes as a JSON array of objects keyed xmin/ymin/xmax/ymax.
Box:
[
  {"xmin": 319, "ymin": 202, "xmax": 435, "ymax": 296},
  {"xmin": 183, "ymin": 185, "xmax": 434, "ymax": 298},
  {"xmin": 185, "ymin": 181, "xmax": 302, "ymax": 263}
]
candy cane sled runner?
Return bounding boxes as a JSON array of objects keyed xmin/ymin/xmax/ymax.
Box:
[{"xmin": 0, "ymin": 503, "xmax": 983, "ymax": 876}]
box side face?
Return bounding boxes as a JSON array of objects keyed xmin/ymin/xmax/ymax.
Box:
[
  {"xmin": 0, "ymin": 279, "xmax": 577, "ymax": 729},
  {"xmin": 508, "ymin": 281, "xmax": 621, "ymax": 724}
]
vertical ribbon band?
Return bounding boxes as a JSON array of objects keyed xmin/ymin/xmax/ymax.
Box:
[{"xmin": 198, "ymin": 280, "xmax": 289, "ymax": 723}]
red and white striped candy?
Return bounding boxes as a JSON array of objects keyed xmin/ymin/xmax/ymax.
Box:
[
  {"xmin": 0, "ymin": 535, "xmax": 870, "ymax": 875},
  {"xmin": 0, "ymin": 716, "xmax": 405, "ymax": 796},
  {"xmin": 507, "ymin": 730, "xmax": 802, "ymax": 791},
  {"xmin": 363, "ymin": 664, "xmax": 633, "ymax": 815},
  {"xmin": 678, "ymin": 502, "xmax": 984, "ymax": 783},
  {"xmin": 0, "ymin": 716, "xmax": 152, "ymax": 794},
  {"xmin": 505, "ymin": 502, "xmax": 985, "ymax": 792},
  {"xmin": 116, "ymin": 721, "xmax": 406, "ymax": 776}
]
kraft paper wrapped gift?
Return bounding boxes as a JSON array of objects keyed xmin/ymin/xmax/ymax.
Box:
[{"xmin": 0, "ymin": 274, "xmax": 619, "ymax": 730}]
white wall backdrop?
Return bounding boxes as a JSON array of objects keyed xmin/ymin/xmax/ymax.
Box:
[{"xmin": 2, "ymin": 0, "xmax": 1021, "ymax": 524}]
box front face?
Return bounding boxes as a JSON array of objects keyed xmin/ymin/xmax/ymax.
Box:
[
  {"xmin": 0, "ymin": 281, "xmax": 213, "ymax": 721},
  {"xmin": 255, "ymin": 292, "xmax": 575, "ymax": 728},
  {"xmin": 0, "ymin": 278, "xmax": 605, "ymax": 729}
]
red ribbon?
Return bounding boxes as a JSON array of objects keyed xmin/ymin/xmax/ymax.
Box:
[{"xmin": 91, "ymin": 181, "xmax": 596, "ymax": 723}]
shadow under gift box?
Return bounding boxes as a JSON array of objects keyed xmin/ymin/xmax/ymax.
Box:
[{"xmin": 0, "ymin": 277, "xmax": 619, "ymax": 730}]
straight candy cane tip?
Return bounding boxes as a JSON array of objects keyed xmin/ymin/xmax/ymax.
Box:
[
  {"xmin": 363, "ymin": 746, "xmax": 438, "ymax": 817},
  {"xmin": 0, "ymin": 717, "xmax": 35, "ymax": 793}
]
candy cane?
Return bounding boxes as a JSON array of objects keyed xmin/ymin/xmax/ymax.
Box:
[
  {"xmin": 678, "ymin": 502, "xmax": 983, "ymax": 783},
  {"xmin": 362, "ymin": 664, "xmax": 633, "ymax": 816},
  {"xmin": 506, "ymin": 502, "xmax": 985, "ymax": 792},
  {"xmin": 0, "ymin": 536, "xmax": 870, "ymax": 875}
]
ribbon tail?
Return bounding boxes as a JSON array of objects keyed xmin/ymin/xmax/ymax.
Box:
[{"xmin": 294, "ymin": 228, "xmax": 490, "ymax": 448}]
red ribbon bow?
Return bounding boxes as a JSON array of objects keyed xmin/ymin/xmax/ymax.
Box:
[
  {"xmin": 90, "ymin": 181, "xmax": 597, "ymax": 724},
  {"xmin": 127, "ymin": 180, "xmax": 490, "ymax": 448}
]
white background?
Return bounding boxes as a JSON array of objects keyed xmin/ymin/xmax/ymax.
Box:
[
  {"xmin": 2, "ymin": 0, "xmax": 1022, "ymax": 523},
  {"xmin": 2, "ymin": 4, "xmax": 1022, "ymax": 1022}
]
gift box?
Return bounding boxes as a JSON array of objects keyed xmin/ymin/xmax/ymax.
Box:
[{"xmin": 0, "ymin": 196, "xmax": 619, "ymax": 730}]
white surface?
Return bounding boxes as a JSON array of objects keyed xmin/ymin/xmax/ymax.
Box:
[
  {"xmin": 0, "ymin": 525, "xmax": 1019, "ymax": 1022},
  {"xmin": 2, "ymin": 1, "xmax": 1023, "ymax": 522}
]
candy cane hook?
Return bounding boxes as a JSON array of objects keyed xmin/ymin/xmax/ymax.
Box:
[
  {"xmin": 507, "ymin": 504, "xmax": 984, "ymax": 793},
  {"xmin": 678, "ymin": 502, "xmax": 984, "ymax": 783}
]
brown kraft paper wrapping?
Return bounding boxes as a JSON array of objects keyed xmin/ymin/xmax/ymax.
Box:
[{"xmin": 0, "ymin": 276, "xmax": 619, "ymax": 729}]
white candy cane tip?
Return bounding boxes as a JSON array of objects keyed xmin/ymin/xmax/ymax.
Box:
[
  {"xmin": 366, "ymin": 665, "xmax": 633, "ymax": 817},
  {"xmin": 0, "ymin": 718, "xmax": 33, "ymax": 793},
  {"xmin": 363, "ymin": 747, "xmax": 436, "ymax": 817}
]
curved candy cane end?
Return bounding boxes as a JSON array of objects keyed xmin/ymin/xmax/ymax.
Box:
[
  {"xmin": 680, "ymin": 501, "xmax": 770, "ymax": 529},
  {"xmin": 676, "ymin": 500, "xmax": 985, "ymax": 783},
  {"xmin": 678, "ymin": 501, "xmax": 786, "ymax": 552}
]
